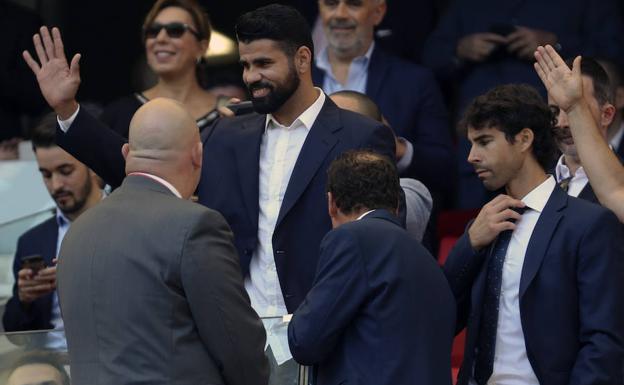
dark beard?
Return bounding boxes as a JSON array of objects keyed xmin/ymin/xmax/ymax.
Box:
[{"xmin": 248, "ymin": 67, "xmax": 300, "ymax": 114}]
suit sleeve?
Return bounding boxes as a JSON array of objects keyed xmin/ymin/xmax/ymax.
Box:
[
  {"xmin": 56, "ymin": 108, "xmax": 127, "ymax": 189},
  {"xmin": 288, "ymin": 228, "xmax": 368, "ymax": 365},
  {"xmin": 180, "ymin": 209, "xmax": 269, "ymax": 385},
  {"xmin": 2, "ymin": 234, "xmax": 51, "ymax": 331},
  {"xmin": 569, "ymin": 209, "xmax": 624, "ymax": 385},
  {"xmin": 443, "ymin": 231, "xmax": 488, "ymax": 333}
]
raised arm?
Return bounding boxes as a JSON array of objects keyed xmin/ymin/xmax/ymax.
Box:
[{"xmin": 534, "ymin": 45, "xmax": 624, "ymax": 222}]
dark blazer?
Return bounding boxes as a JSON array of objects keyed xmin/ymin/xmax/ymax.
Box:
[
  {"xmin": 55, "ymin": 97, "xmax": 395, "ymax": 314},
  {"xmin": 312, "ymin": 47, "xmax": 455, "ymax": 196},
  {"xmin": 444, "ymin": 186, "xmax": 624, "ymax": 385},
  {"xmin": 2, "ymin": 215, "xmax": 57, "ymax": 331},
  {"xmin": 57, "ymin": 175, "xmax": 269, "ymax": 385},
  {"xmin": 288, "ymin": 210, "xmax": 455, "ymax": 385},
  {"xmin": 198, "ymin": 98, "xmax": 396, "ymax": 312}
]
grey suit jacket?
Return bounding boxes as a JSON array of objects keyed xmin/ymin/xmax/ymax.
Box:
[{"xmin": 57, "ymin": 175, "xmax": 269, "ymax": 385}]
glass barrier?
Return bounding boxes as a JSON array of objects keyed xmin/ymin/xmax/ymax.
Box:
[{"xmin": 0, "ymin": 326, "xmax": 313, "ymax": 385}]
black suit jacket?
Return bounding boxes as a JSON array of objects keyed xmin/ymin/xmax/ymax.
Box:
[
  {"xmin": 2, "ymin": 215, "xmax": 57, "ymax": 331},
  {"xmin": 312, "ymin": 46, "xmax": 455, "ymax": 196},
  {"xmin": 444, "ymin": 186, "xmax": 624, "ymax": 385},
  {"xmin": 198, "ymin": 97, "xmax": 396, "ymax": 312},
  {"xmin": 288, "ymin": 210, "xmax": 455, "ymax": 385}
]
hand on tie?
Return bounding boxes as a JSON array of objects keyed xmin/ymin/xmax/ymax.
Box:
[{"xmin": 468, "ymin": 194, "xmax": 526, "ymax": 251}]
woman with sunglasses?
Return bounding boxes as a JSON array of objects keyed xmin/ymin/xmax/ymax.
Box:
[{"xmin": 101, "ymin": 0, "xmax": 218, "ymax": 138}]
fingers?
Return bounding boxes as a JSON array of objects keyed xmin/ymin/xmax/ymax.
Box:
[
  {"xmin": 217, "ymin": 106, "xmax": 235, "ymax": 118},
  {"xmin": 33, "ymin": 33, "xmax": 48, "ymax": 65},
  {"xmin": 545, "ymin": 44, "xmax": 567, "ymax": 68},
  {"xmin": 52, "ymin": 27, "xmax": 67, "ymax": 63},
  {"xmin": 40, "ymin": 26, "xmax": 56, "ymax": 62},
  {"xmin": 481, "ymin": 33, "xmax": 508, "ymax": 44},
  {"xmin": 22, "ymin": 50, "xmax": 41, "ymax": 73},
  {"xmin": 534, "ymin": 61, "xmax": 549, "ymax": 87},
  {"xmin": 69, "ymin": 53, "xmax": 81, "ymax": 79},
  {"xmin": 572, "ymin": 55, "xmax": 582, "ymax": 77}
]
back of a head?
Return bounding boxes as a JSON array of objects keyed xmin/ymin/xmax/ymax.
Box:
[
  {"xmin": 330, "ymin": 90, "xmax": 383, "ymax": 123},
  {"xmin": 30, "ymin": 112, "xmax": 58, "ymax": 152},
  {"xmin": 327, "ymin": 150, "xmax": 399, "ymax": 215},
  {"xmin": 461, "ymin": 83, "xmax": 558, "ymax": 170},
  {"xmin": 126, "ymin": 98, "xmax": 200, "ymax": 178},
  {"xmin": 235, "ymin": 4, "xmax": 314, "ymax": 59}
]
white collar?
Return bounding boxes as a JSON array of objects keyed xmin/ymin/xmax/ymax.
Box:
[
  {"xmin": 555, "ymin": 154, "xmax": 586, "ymax": 181},
  {"xmin": 264, "ymin": 88, "xmax": 326, "ymax": 131},
  {"xmin": 520, "ymin": 176, "xmax": 556, "ymax": 214}
]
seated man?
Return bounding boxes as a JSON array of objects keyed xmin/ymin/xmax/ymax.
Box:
[
  {"xmin": 444, "ymin": 84, "xmax": 624, "ymax": 385},
  {"xmin": 2, "ymin": 113, "xmax": 102, "ymax": 336},
  {"xmin": 550, "ymin": 57, "xmax": 617, "ymax": 202},
  {"xmin": 288, "ymin": 150, "xmax": 455, "ymax": 385},
  {"xmin": 313, "ymin": 0, "xmax": 454, "ymax": 199}
]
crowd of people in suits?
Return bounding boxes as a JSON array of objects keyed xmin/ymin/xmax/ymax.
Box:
[{"xmin": 3, "ymin": 0, "xmax": 624, "ymax": 384}]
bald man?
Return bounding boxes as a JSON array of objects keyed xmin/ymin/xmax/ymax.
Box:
[{"xmin": 56, "ymin": 98, "xmax": 269, "ymax": 385}]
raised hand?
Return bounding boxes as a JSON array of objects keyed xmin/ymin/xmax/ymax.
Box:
[
  {"xmin": 534, "ymin": 45, "xmax": 583, "ymax": 112},
  {"xmin": 22, "ymin": 26, "xmax": 81, "ymax": 119},
  {"xmin": 468, "ymin": 194, "xmax": 525, "ymax": 250}
]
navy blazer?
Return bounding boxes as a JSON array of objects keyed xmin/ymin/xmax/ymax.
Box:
[
  {"xmin": 198, "ymin": 98, "xmax": 395, "ymax": 312},
  {"xmin": 312, "ymin": 47, "xmax": 455, "ymax": 196},
  {"xmin": 2, "ymin": 215, "xmax": 57, "ymax": 331},
  {"xmin": 288, "ymin": 209, "xmax": 456, "ymax": 385},
  {"xmin": 444, "ymin": 186, "xmax": 624, "ymax": 385},
  {"xmin": 56, "ymin": 98, "xmax": 395, "ymax": 313}
]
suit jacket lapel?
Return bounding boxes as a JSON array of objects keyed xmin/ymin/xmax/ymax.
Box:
[
  {"xmin": 276, "ymin": 99, "xmax": 340, "ymax": 226},
  {"xmin": 44, "ymin": 218, "xmax": 59, "ymax": 262},
  {"xmin": 519, "ymin": 187, "xmax": 566, "ymax": 299},
  {"xmin": 365, "ymin": 47, "xmax": 389, "ymax": 101},
  {"xmin": 578, "ymin": 183, "xmax": 598, "ymax": 204},
  {"xmin": 234, "ymin": 117, "xmax": 264, "ymax": 231}
]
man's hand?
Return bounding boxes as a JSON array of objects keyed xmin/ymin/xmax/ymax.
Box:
[
  {"xmin": 507, "ymin": 27, "xmax": 557, "ymax": 61},
  {"xmin": 534, "ymin": 45, "xmax": 583, "ymax": 112},
  {"xmin": 22, "ymin": 26, "xmax": 80, "ymax": 119},
  {"xmin": 456, "ymin": 33, "xmax": 508, "ymax": 62},
  {"xmin": 17, "ymin": 265, "xmax": 57, "ymax": 304},
  {"xmin": 468, "ymin": 194, "xmax": 525, "ymax": 250}
]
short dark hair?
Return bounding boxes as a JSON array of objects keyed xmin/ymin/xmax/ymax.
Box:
[
  {"xmin": 7, "ymin": 351, "xmax": 70, "ymax": 385},
  {"xmin": 461, "ymin": 84, "xmax": 558, "ymax": 170},
  {"xmin": 235, "ymin": 4, "xmax": 314, "ymax": 61},
  {"xmin": 330, "ymin": 90, "xmax": 382, "ymax": 122},
  {"xmin": 31, "ymin": 112, "xmax": 58, "ymax": 152},
  {"xmin": 565, "ymin": 56, "xmax": 614, "ymax": 105},
  {"xmin": 143, "ymin": 0, "xmax": 211, "ymax": 42},
  {"xmin": 327, "ymin": 150, "xmax": 400, "ymax": 215}
]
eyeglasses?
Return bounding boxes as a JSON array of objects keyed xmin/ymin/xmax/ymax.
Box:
[{"xmin": 143, "ymin": 22, "xmax": 200, "ymax": 40}]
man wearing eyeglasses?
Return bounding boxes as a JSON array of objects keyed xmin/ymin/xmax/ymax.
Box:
[{"xmin": 548, "ymin": 57, "xmax": 617, "ymax": 203}]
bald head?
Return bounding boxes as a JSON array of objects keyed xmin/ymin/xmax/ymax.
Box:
[
  {"xmin": 122, "ymin": 98, "xmax": 203, "ymax": 198},
  {"xmin": 330, "ymin": 91, "xmax": 382, "ymax": 122}
]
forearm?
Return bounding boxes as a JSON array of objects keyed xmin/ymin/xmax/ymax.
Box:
[{"xmin": 567, "ymin": 102, "xmax": 624, "ymax": 221}]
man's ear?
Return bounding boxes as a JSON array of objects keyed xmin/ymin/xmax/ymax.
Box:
[
  {"xmin": 192, "ymin": 142, "xmax": 203, "ymax": 169},
  {"xmin": 121, "ymin": 143, "xmax": 129, "ymax": 161},
  {"xmin": 601, "ymin": 103, "xmax": 616, "ymax": 129},
  {"xmin": 295, "ymin": 46, "xmax": 312, "ymax": 74},
  {"xmin": 372, "ymin": 0, "xmax": 387, "ymax": 26},
  {"xmin": 327, "ymin": 191, "xmax": 338, "ymax": 219},
  {"xmin": 517, "ymin": 128, "xmax": 534, "ymax": 153}
]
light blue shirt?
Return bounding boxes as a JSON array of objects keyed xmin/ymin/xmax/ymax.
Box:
[{"xmin": 316, "ymin": 42, "xmax": 375, "ymax": 94}]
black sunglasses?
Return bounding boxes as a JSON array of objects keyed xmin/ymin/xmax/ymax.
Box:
[{"xmin": 143, "ymin": 22, "xmax": 200, "ymax": 40}]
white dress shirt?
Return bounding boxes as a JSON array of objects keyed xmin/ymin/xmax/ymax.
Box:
[
  {"xmin": 609, "ymin": 121, "xmax": 624, "ymax": 151},
  {"xmin": 471, "ymin": 176, "xmax": 556, "ymax": 385},
  {"xmin": 245, "ymin": 89, "xmax": 326, "ymax": 364},
  {"xmin": 554, "ymin": 155, "xmax": 588, "ymax": 197}
]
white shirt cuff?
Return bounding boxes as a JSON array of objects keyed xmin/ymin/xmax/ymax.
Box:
[
  {"xmin": 57, "ymin": 105, "xmax": 80, "ymax": 133},
  {"xmin": 396, "ymin": 137, "xmax": 413, "ymax": 174}
]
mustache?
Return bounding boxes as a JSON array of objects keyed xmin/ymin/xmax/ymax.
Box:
[
  {"xmin": 52, "ymin": 190, "xmax": 73, "ymax": 200},
  {"xmin": 328, "ymin": 19, "xmax": 356, "ymax": 29},
  {"xmin": 248, "ymin": 81, "xmax": 274, "ymax": 93},
  {"xmin": 553, "ymin": 126, "xmax": 572, "ymax": 139}
]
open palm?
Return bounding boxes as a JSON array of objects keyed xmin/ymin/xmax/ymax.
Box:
[
  {"xmin": 534, "ymin": 45, "xmax": 582, "ymax": 111},
  {"xmin": 23, "ymin": 26, "xmax": 80, "ymax": 115}
]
